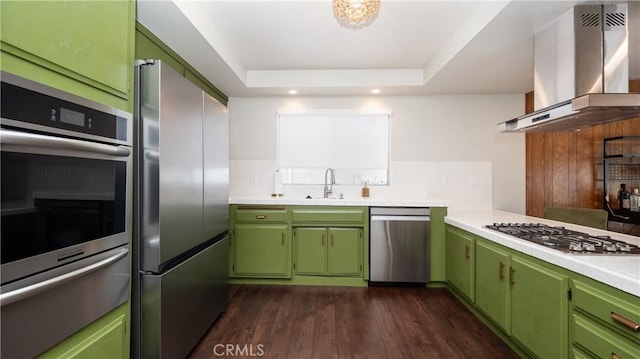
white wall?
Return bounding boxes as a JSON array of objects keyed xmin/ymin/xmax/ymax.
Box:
[{"xmin": 228, "ymin": 95, "xmax": 526, "ymax": 213}]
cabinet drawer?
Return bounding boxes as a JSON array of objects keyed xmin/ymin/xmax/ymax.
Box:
[
  {"xmin": 235, "ymin": 207, "xmax": 288, "ymax": 223},
  {"xmin": 573, "ymin": 280, "xmax": 640, "ymax": 340},
  {"xmin": 572, "ymin": 313, "xmax": 639, "ymax": 359},
  {"xmin": 291, "ymin": 208, "xmax": 366, "ymax": 223}
]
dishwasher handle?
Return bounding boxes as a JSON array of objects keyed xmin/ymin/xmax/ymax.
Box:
[{"xmin": 370, "ymin": 215, "xmax": 430, "ymax": 222}]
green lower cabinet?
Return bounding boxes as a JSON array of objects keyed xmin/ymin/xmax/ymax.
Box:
[
  {"xmin": 572, "ymin": 313, "xmax": 639, "ymax": 359},
  {"xmin": 294, "ymin": 227, "xmax": 327, "ymax": 275},
  {"xmin": 475, "ymin": 239, "xmax": 510, "ymax": 332},
  {"xmin": 475, "ymin": 237, "xmax": 569, "ymax": 358},
  {"xmin": 510, "ymin": 255, "xmax": 569, "ymax": 359},
  {"xmin": 294, "ymin": 227, "xmax": 363, "ymax": 277},
  {"xmin": 571, "ymin": 347, "xmax": 593, "ymax": 359},
  {"xmin": 570, "ymin": 278, "xmax": 640, "ymax": 358},
  {"xmin": 446, "ymin": 226, "xmax": 474, "ymax": 301},
  {"xmin": 327, "ymin": 228, "xmax": 363, "ymax": 276},
  {"xmin": 231, "ymin": 224, "xmax": 290, "ymax": 278},
  {"xmin": 38, "ymin": 302, "xmax": 129, "ymax": 359}
]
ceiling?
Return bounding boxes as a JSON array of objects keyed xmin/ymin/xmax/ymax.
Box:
[{"xmin": 137, "ymin": 0, "xmax": 596, "ymax": 97}]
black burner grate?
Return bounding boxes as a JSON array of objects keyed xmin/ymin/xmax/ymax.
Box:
[{"xmin": 485, "ymin": 223, "xmax": 640, "ymax": 255}]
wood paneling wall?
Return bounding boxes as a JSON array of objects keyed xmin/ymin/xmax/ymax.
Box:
[
  {"xmin": 526, "ymin": 118, "xmax": 640, "ymax": 217},
  {"xmin": 525, "ymin": 80, "xmax": 640, "ymax": 233}
]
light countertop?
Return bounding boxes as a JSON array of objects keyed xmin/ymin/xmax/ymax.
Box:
[
  {"xmin": 230, "ymin": 197, "xmax": 449, "ymax": 207},
  {"xmin": 227, "ymin": 198, "xmax": 639, "ymax": 296},
  {"xmin": 445, "ymin": 209, "xmax": 640, "ymax": 297}
]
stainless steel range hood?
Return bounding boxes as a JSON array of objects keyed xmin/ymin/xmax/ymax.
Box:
[{"xmin": 499, "ymin": 4, "xmax": 640, "ymax": 133}]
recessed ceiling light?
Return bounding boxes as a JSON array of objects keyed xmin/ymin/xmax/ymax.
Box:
[
  {"xmin": 288, "ymin": 89, "xmax": 298, "ymax": 95},
  {"xmin": 371, "ymin": 89, "xmax": 381, "ymax": 94}
]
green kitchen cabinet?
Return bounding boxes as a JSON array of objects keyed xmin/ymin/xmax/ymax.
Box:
[
  {"xmin": 446, "ymin": 226, "xmax": 475, "ymax": 301},
  {"xmin": 229, "ymin": 205, "xmax": 291, "ymax": 278},
  {"xmin": 294, "ymin": 227, "xmax": 326, "ymax": 275},
  {"xmin": 294, "ymin": 227, "xmax": 363, "ymax": 277},
  {"xmin": 475, "ymin": 239, "xmax": 510, "ymax": 332},
  {"xmin": 475, "ymin": 237, "xmax": 569, "ymax": 358},
  {"xmin": 0, "ymin": 0, "xmax": 135, "ymax": 110},
  {"xmin": 231, "ymin": 223, "xmax": 290, "ymax": 278},
  {"xmin": 328, "ymin": 228, "xmax": 362, "ymax": 276},
  {"xmin": 570, "ymin": 278, "xmax": 640, "ymax": 358},
  {"xmin": 38, "ymin": 302, "xmax": 129, "ymax": 359},
  {"xmin": 509, "ymin": 255, "xmax": 569, "ymax": 359},
  {"xmin": 447, "ymin": 222, "xmax": 570, "ymax": 359}
]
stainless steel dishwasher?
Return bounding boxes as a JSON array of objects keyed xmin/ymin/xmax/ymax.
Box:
[{"xmin": 369, "ymin": 207, "xmax": 430, "ymax": 285}]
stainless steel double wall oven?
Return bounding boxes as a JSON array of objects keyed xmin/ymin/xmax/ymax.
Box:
[{"xmin": 0, "ymin": 72, "xmax": 132, "ymax": 358}]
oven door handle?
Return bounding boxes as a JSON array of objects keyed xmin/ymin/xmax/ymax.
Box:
[
  {"xmin": 0, "ymin": 248, "xmax": 129, "ymax": 307},
  {"xmin": 0, "ymin": 128, "xmax": 130, "ymax": 157}
]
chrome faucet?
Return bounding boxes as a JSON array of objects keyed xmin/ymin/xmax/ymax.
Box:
[{"xmin": 323, "ymin": 168, "xmax": 335, "ymax": 198}]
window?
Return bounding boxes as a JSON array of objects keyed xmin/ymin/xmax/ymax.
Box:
[{"xmin": 277, "ymin": 111, "xmax": 389, "ymax": 185}]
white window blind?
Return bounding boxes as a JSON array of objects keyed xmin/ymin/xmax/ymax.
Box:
[{"xmin": 277, "ymin": 112, "xmax": 389, "ymax": 185}]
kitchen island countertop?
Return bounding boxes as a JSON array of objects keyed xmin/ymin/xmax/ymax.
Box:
[{"xmin": 445, "ymin": 209, "xmax": 640, "ymax": 297}]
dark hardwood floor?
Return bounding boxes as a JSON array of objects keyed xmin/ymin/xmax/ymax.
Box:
[{"xmin": 188, "ymin": 285, "xmax": 518, "ymax": 359}]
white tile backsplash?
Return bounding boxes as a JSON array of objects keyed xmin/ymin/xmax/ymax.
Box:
[{"xmin": 230, "ymin": 160, "xmax": 493, "ymax": 209}]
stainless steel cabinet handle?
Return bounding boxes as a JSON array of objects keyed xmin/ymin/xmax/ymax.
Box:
[
  {"xmin": 611, "ymin": 312, "xmax": 640, "ymax": 332},
  {"xmin": 509, "ymin": 267, "xmax": 516, "ymax": 286},
  {"xmin": 1, "ymin": 128, "xmax": 130, "ymax": 157},
  {"xmin": 0, "ymin": 248, "xmax": 129, "ymax": 307},
  {"xmin": 499, "ymin": 261, "xmax": 505, "ymax": 280}
]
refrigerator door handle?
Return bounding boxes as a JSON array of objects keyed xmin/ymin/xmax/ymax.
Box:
[
  {"xmin": 144, "ymin": 150, "xmax": 159, "ymax": 161},
  {"xmin": 0, "ymin": 248, "xmax": 129, "ymax": 307}
]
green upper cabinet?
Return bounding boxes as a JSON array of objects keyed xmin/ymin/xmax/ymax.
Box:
[
  {"xmin": 475, "ymin": 239, "xmax": 510, "ymax": 332},
  {"xmin": 509, "ymin": 255, "xmax": 569, "ymax": 359},
  {"xmin": 1, "ymin": 0, "xmax": 135, "ymax": 110},
  {"xmin": 446, "ymin": 226, "xmax": 475, "ymax": 301}
]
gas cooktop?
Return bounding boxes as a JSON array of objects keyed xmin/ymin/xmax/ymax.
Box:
[{"xmin": 485, "ymin": 223, "xmax": 640, "ymax": 255}]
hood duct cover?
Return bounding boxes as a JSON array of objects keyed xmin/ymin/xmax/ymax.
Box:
[{"xmin": 499, "ymin": 4, "xmax": 640, "ymax": 133}]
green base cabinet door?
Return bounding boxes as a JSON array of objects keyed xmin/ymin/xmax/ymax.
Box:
[
  {"xmin": 510, "ymin": 256, "xmax": 569, "ymax": 359},
  {"xmin": 327, "ymin": 228, "xmax": 362, "ymax": 276},
  {"xmin": 232, "ymin": 224, "xmax": 290, "ymax": 278},
  {"xmin": 38, "ymin": 303, "xmax": 129, "ymax": 359},
  {"xmin": 294, "ymin": 227, "xmax": 363, "ymax": 277},
  {"xmin": 475, "ymin": 239, "xmax": 510, "ymax": 332},
  {"xmin": 294, "ymin": 227, "xmax": 327, "ymax": 275},
  {"xmin": 446, "ymin": 226, "xmax": 474, "ymax": 301}
]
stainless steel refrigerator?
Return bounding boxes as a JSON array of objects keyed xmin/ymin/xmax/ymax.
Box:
[{"xmin": 133, "ymin": 60, "xmax": 229, "ymax": 358}]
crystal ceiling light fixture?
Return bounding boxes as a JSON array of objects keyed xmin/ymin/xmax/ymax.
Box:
[{"xmin": 333, "ymin": 0, "xmax": 381, "ymax": 28}]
